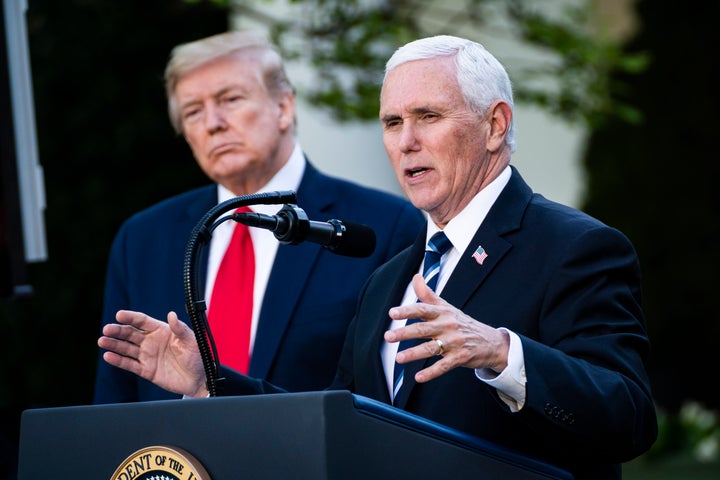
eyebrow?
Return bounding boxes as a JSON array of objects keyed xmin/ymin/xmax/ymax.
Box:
[
  {"xmin": 179, "ymin": 86, "xmax": 240, "ymax": 110},
  {"xmin": 381, "ymin": 106, "xmax": 436, "ymax": 124},
  {"xmin": 380, "ymin": 113, "xmax": 400, "ymax": 124}
]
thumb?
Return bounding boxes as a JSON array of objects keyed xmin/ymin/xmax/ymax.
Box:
[
  {"xmin": 167, "ymin": 311, "xmax": 193, "ymax": 339},
  {"xmin": 412, "ymin": 273, "xmax": 449, "ymax": 306}
]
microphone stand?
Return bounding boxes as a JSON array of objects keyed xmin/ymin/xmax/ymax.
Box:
[{"xmin": 183, "ymin": 190, "xmax": 297, "ymax": 397}]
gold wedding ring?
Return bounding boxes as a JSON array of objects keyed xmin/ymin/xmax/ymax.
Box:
[{"xmin": 435, "ymin": 339, "xmax": 445, "ymax": 356}]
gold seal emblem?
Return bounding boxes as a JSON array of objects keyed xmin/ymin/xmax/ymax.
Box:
[{"xmin": 110, "ymin": 445, "xmax": 211, "ymax": 480}]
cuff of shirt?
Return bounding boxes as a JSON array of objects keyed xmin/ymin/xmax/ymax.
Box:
[{"xmin": 475, "ymin": 328, "xmax": 527, "ymax": 412}]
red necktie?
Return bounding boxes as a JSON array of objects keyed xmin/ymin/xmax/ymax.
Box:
[{"xmin": 208, "ymin": 206, "xmax": 255, "ymax": 374}]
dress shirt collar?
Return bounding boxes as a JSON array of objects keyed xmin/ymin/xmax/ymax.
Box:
[{"xmin": 432, "ymin": 165, "xmax": 512, "ymax": 257}]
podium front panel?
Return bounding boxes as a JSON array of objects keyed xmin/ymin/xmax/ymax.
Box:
[{"xmin": 18, "ymin": 390, "xmax": 572, "ymax": 479}]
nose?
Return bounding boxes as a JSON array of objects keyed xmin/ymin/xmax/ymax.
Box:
[
  {"xmin": 204, "ymin": 103, "xmax": 227, "ymax": 134},
  {"xmin": 397, "ymin": 122, "xmax": 420, "ymax": 153}
]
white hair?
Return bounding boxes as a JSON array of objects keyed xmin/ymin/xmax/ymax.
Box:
[{"xmin": 385, "ymin": 35, "xmax": 516, "ymax": 152}]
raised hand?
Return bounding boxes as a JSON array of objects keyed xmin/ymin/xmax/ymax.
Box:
[
  {"xmin": 384, "ymin": 274, "xmax": 510, "ymax": 383},
  {"xmin": 98, "ymin": 310, "xmax": 208, "ymax": 398}
]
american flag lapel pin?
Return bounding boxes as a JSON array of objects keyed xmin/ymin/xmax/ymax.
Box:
[{"xmin": 472, "ymin": 245, "xmax": 488, "ymax": 265}]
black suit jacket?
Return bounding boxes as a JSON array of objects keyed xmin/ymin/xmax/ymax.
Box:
[
  {"xmin": 93, "ymin": 160, "xmax": 425, "ymax": 402},
  {"xmin": 222, "ymin": 167, "xmax": 657, "ymax": 480}
]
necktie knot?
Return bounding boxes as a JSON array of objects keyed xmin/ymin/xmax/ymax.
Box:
[
  {"xmin": 423, "ymin": 231, "xmax": 452, "ymax": 292},
  {"xmin": 428, "ymin": 231, "xmax": 452, "ymax": 256}
]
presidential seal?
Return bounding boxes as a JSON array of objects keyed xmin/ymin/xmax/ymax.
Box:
[{"xmin": 110, "ymin": 445, "xmax": 211, "ymax": 480}]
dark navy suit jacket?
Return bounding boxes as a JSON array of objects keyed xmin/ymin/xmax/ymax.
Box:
[
  {"xmin": 221, "ymin": 167, "xmax": 657, "ymax": 480},
  {"xmin": 93, "ymin": 160, "xmax": 425, "ymax": 403}
]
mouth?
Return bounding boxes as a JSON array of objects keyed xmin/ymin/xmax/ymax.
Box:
[
  {"xmin": 406, "ymin": 167, "xmax": 430, "ymax": 178},
  {"xmin": 209, "ymin": 143, "xmax": 239, "ymax": 158}
]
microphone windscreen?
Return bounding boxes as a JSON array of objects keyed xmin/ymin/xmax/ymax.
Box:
[{"xmin": 331, "ymin": 221, "xmax": 376, "ymax": 258}]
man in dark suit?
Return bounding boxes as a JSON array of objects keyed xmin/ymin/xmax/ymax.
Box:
[
  {"xmin": 92, "ymin": 30, "xmax": 425, "ymax": 403},
  {"xmin": 98, "ymin": 35, "xmax": 657, "ymax": 478}
]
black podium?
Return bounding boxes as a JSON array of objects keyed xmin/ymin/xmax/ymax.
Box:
[{"xmin": 18, "ymin": 390, "xmax": 572, "ymax": 479}]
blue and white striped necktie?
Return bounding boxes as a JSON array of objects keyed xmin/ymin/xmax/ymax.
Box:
[{"xmin": 392, "ymin": 231, "xmax": 452, "ymax": 403}]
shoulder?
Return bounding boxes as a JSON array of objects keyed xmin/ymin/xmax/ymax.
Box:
[
  {"xmin": 497, "ymin": 168, "xmax": 636, "ymax": 262},
  {"xmin": 517, "ymin": 194, "xmax": 641, "ymax": 280},
  {"xmin": 112, "ymin": 185, "xmax": 216, "ymax": 242},
  {"xmin": 528, "ymin": 194, "xmax": 631, "ymax": 244},
  {"xmin": 505, "ymin": 167, "xmax": 631, "ymax": 245},
  {"xmin": 122, "ymin": 185, "xmax": 215, "ymax": 224}
]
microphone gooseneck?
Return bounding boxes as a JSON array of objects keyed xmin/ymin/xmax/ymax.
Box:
[{"xmin": 183, "ymin": 190, "xmax": 297, "ymax": 397}]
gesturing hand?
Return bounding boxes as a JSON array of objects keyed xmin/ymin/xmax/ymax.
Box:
[
  {"xmin": 98, "ymin": 310, "xmax": 208, "ymax": 398},
  {"xmin": 384, "ymin": 274, "xmax": 510, "ymax": 383}
]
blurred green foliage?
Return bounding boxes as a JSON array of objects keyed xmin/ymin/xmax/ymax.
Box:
[
  {"xmin": 222, "ymin": 0, "xmax": 649, "ymax": 127},
  {"xmin": 625, "ymin": 402, "xmax": 720, "ymax": 478}
]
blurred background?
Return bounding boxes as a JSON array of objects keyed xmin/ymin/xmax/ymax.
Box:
[{"xmin": 1, "ymin": 0, "xmax": 718, "ymax": 478}]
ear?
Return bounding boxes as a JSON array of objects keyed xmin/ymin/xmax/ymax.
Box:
[
  {"xmin": 278, "ymin": 90, "xmax": 296, "ymax": 132},
  {"xmin": 486, "ymin": 100, "xmax": 512, "ymax": 152}
]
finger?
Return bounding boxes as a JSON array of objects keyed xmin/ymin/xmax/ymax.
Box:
[
  {"xmin": 414, "ymin": 358, "xmax": 453, "ymax": 384},
  {"xmin": 101, "ymin": 323, "xmax": 145, "ymax": 344},
  {"xmin": 385, "ymin": 312, "xmax": 439, "ymax": 345},
  {"xmin": 102, "ymin": 350, "xmax": 144, "ymax": 377},
  {"xmin": 98, "ymin": 334, "xmax": 140, "ymax": 359},
  {"xmin": 116, "ymin": 309, "xmax": 160, "ymax": 330},
  {"xmin": 387, "ymin": 274, "xmax": 451, "ymax": 322},
  {"xmin": 389, "ymin": 298, "xmax": 437, "ymax": 320},
  {"xmin": 395, "ymin": 338, "xmax": 444, "ymax": 364}
]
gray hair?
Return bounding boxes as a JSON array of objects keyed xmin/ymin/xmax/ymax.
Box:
[
  {"xmin": 384, "ymin": 35, "xmax": 516, "ymax": 152},
  {"xmin": 164, "ymin": 30, "xmax": 294, "ymax": 133}
]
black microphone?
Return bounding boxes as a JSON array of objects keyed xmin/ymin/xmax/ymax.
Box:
[{"xmin": 234, "ymin": 204, "xmax": 376, "ymax": 258}]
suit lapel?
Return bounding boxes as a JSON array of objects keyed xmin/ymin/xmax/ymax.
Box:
[
  {"xmin": 249, "ymin": 161, "xmax": 334, "ymax": 378},
  {"xmin": 444, "ymin": 167, "xmax": 531, "ymax": 308},
  {"xmin": 373, "ymin": 233, "xmax": 426, "ymax": 342},
  {"xmin": 363, "ymin": 234, "xmax": 425, "ymax": 405},
  {"xmin": 440, "ymin": 230, "xmax": 510, "ymax": 308}
]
